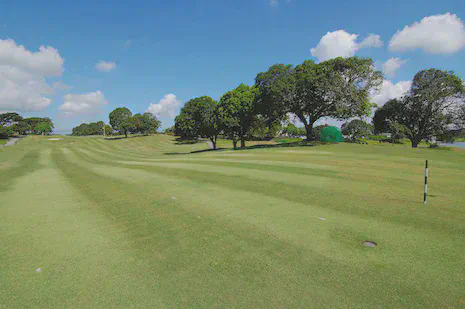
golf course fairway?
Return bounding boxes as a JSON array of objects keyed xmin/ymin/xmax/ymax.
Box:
[{"xmin": 1, "ymin": 135, "xmax": 464, "ymax": 308}]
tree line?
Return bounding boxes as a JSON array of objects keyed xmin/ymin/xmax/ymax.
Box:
[
  {"xmin": 174, "ymin": 57, "xmax": 465, "ymax": 148},
  {"xmin": 0, "ymin": 113, "xmax": 54, "ymax": 139},
  {"xmin": 71, "ymin": 108, "xmax": 160, "ymax": 137}
]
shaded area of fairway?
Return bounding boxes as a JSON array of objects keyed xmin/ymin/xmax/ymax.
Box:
[{"xmin": 1, "ymin": 135, "xmax": 464, "ymax": 308}]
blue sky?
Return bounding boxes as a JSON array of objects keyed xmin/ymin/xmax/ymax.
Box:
[{"xmin": 1, "ymin": 0, "xmax": 464, "ymax": 132}]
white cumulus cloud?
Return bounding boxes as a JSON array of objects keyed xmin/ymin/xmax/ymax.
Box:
[
  {"xmin": 358, "ymin": 34, "xmax": 384, "ymax": 49},
  {"xmin": 95, "ymin": 61, "xmax": 116, "ymax": 72},
  {"xmin": 0, "ymin": 38, "xmax": 64, "ymax": 112},
  {"xmin": 311, "ymin": 31, "xmax": 383, "ymax": 62},
  {"xmin": 52, "ymin": 81, "xmax": 72, "ymax": 91},
  {"xmin": 146, "ymin": 94, "xmax": 182, "ymax": 120},
  {"xmin": 389, "ymin": 13, "xmax": 465, "ymax": 54},
  {"xmin": 59, "ymin": 91, "xmax": 107, "ymax": 115},
  {"xmin": 371, "ymin": 80, "xmax": 411, "ymax": 107},
  {"xmin": 382, "ymin": 58, "xmax": 407, "ymax": 78}
]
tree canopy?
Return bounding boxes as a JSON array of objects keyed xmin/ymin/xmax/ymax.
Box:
[
  {"xmin": 175, "ymin": 96, "xmax": 221, "ymax": 149},
  {"xmin": 109, "ymin": 107, "xmax": 133, "ymax": 137},
  {"xmin": 34, "ymin": 122, "xmax": 53, "ymax": 135},
  {"xmin": 0, "ymin": 113, "xmax": 54, "ymax": 137},
  {"xmin": 255, "ymin": 57, "xmax": 382, "ymax": 140},
  {"xmin": 133, "ymin": 113, "xmax": 161, "ymax": 135},
  {"xmin": 375, "ymin": 69, "xmax": 465, "ymax": 147},
  {"xmin": 282, "ymin": 123, "xmax": 306, "ymax": 138},
  {"xmin": 341, "ymin": 119, "xmax": 373, "ymax": 141},
  {"xmin": 219, "ymin": 84, "xmax": 258, "ymax": 148},
  {"xmin": 72, "ymin": 121, "xmax": 106, "ymax": 136}
]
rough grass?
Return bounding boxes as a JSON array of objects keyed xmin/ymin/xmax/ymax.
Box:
[{"xmin": 1, "ymin": 134, "xmax": 464, "ymax": 308}]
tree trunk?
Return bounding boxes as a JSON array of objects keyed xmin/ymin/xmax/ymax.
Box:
[
  {"xmin": 210, "ymin": 137, "xmax": 217, "ymax": 150},
  {"xmin": 240, "ymin": 137, "xmax": 246, "ymax": 149},
  {"xmin": 411, "ymin": 139, "xmax": 419, "ymax": 148},
  {"xmin": 125, "ymin": 131, "xmax": 128, "ymax": 138},
  {"xmin": 305, "ymin": 124, "xmax": 313, "ymax": 141}
]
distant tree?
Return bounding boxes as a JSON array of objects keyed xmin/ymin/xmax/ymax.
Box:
[
  {"xmin": 104, "ymin": 124, "xmax": 114, "ymax": 136},
  {"xmin": 0, "ymin": 125, "xmax": 13, "ymax": 139},
  {"xmin": 379, "ymin": 69, "xmax": 465, "ymax": 147},
  {"xmin": 133, "ymin": 113, "xmax": 161, "ymax": 135},
  {"xmin": 341, "ymin": 119, "xmax": 373, "ymax": 141},
  {"xmin": 163, "ymin": 125, "xmax": 176, "ymax": 135},
  {"xmin": 11, "ymin": 121, "xmax": 31, "ymax": 135},
  {"xmin": 23, "ymin": 117, "xmax": 54, "ymax": 134},
  {"xmin": 34, "ymin": 122, "xmax": 53, "ymax": 135},
  {"xmin": 248, "ymin": 115, "xmax": 283, "ymax": 140},
  {"xmin": 0, "ymin": 113, "xmax": 22, "ymax": 125},
  {"xmin": 175, "ymin": 96, "xmax": 221, "ymax": 149},
  {"xmin": 109, "ymin": 107, "xmax": 133, "ymax": 137},
  {"xmin": 282, "ymin": 123, "xmax": 306, "ymax": 138},
  {"xmin": 71, "ymin": 121, "xmax": 109, "ymax": 136},
  {"xmin": 219, "ymin": 84, "xmax": 258, "ymax": 148}
]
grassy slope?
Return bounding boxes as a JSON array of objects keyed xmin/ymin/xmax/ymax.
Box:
[
  {"xmin": 1, "ymin": 135, "xmax": 464, "ymax": 308},
  {"xmin": 0, "ymin": 139, "xmax": 7, "ymax": 145}
]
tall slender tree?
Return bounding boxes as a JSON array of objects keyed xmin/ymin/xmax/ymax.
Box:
[
  {"xmin": 175, "ymin": 96, "xmax": 222, "ymax": 149},
  {"xmin": 219, "ymin": 84, "xmax": 258, "ymax": 148}
]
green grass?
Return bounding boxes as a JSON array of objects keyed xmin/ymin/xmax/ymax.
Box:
[
  {"xmin": 1, "ymin": 134, "xmax": 464, "ymax": 308},
  {"xmin": 0, "ymin": 139, "xmax": 7, "ymax": 145}
]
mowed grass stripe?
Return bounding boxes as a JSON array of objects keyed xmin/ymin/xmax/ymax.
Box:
[
  {"xmin": 1, "ymin": 151, "xmax": 168, "ymax": 307},
  {"xmin": 2, "ymin": 135, "xmax": 464, "ymax": 308},
  {"xmin": 54, "ymin": 147, "xmax": 457, "ymax": 308},
  {"xmin": 66, "ymin": 145, "xmax": 464, "ymax": 236}
]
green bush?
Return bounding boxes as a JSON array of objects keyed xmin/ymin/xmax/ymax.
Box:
[
  {"xmin": 368, "ymin": 135, "xmax": 386, "ymax": 141},
  {"xmin": 0, "ymin": 125, "xmax": 13, "ymax": 139}
]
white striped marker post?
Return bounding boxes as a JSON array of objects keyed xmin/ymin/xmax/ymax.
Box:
[{"xmin": 424, "ymin": 160, "xmax": 429, "ymax": 205}]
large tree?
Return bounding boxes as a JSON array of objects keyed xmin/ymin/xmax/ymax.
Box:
[
  {"xmin": 109, "ymin": 107, "xmax": 133, "ymax": 137},
  {"xmin": 23, "ymin": 117, "xmax": 54, "ymax": 134},
  {"xmin": 34, "ymin": 122, "xmax": 53, "ymax": 135},
  {"xmin": 377, "ymin": 69, "xmax": 465, "ymax": 148},
  {"xmin": 255, "ymin": 57, "xmax": 382, "ymax": 140},
  {"xmin": 175, "ymin": 96, "xmax": 221, "ymax": 149},
  {"xmin": 292, "ymin": 57, "xmax": 382, "ymax": 140},
  {"xmin": 71, "ymin": 121, "xmax": 109, "ymax": 136},
  {"xmin": 219, "ymin": 84, "xmax": 258, "ymax": 148},
  {"xmin": 255, "ymin": 64, "xmax": 296, "ymax": 129},
  {"xmin": 133, "ymin": 113, "xmax": 161, "ymax": 135},
  {"xmin": 341, "ymin": 119, "xmax": 373, "ymax": 141}
]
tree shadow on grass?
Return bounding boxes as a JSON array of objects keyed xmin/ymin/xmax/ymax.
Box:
[
  {"xmin": 240, "ymin": 141, "xmax": 317, "ymax": 150},
  {"xmin": 104, "ymin": 135, "xmax": 150, "ymax": 141},
  {"xmin": 163, "ymin": 141, "xmax": 319, "ymax": 156},
  {"xmin": 164, "ymin": 148, "xmax": 227, "ymax": 156},
  {"xmin": 173, "ymin": 138, "xmax": 203, "ymax": 145}
]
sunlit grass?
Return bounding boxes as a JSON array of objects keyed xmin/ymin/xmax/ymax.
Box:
[{"xmin": 1, "ymin": 134, "xmax": 464, "ymax": 308}]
